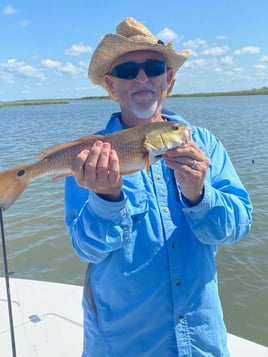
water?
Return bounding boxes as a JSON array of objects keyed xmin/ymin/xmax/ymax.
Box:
[{"xmin": 0, "ymin": 96, "xmax": 267, "ymax": 346}]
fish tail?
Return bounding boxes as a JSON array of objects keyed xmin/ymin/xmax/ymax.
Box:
[{"xmin": 0, "ymin": 165, "xmax": 32, "ymax": 210}]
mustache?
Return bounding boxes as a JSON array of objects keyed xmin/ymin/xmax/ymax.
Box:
[{"xmin": 129, "ymin": 82, "xmax": 156, "ymax": 95}]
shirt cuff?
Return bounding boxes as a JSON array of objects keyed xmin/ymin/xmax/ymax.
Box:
[
  {"xmin": 87, "ymin": 190, "xmax": 128, "ymax": 220},
  {"xmin": 182, "ymin": 183, "xmax": 213, "ymax": 220}
]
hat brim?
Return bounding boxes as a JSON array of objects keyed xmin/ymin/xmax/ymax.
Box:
[{"xmin": 88, "ymin": 34, "xmax": 189, "ymax": 88}]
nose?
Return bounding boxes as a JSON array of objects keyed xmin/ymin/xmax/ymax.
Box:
[{"xmin": 135, "ymin": 68, "xmax": 149, "ymax": 82}]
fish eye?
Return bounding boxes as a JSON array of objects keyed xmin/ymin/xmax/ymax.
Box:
[
  {"xmin": 171, "ymin": 124, "xmax": 179, "ymax": 131},
  {"xmin": 17, "ymin": 169, "xmax": 25, "ymax": 177}
]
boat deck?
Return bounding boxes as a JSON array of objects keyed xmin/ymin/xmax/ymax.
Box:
[{"xmin": 1, "ymin": 278, "xmax": 267, "ymax": 356}]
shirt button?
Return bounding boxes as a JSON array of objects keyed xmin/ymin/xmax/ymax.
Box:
[
  {"xmin": 175, "ymin": 279, "xmax": 181, "ymax": 286},
  {"xmin": 171, "ymin": 242, "xmax": 177, "ymax": 249},
  {"xmin": 163, "ymin": 207, "xmax": 169, "ymax": 213},
  {"xmin": 178, "ymin": 316, "xmax": 184, "ymax": 323},
  {"xmin": 132, "ymin": 216, "xmax": 140, "ymax": 224},
  {"xmin": 156, "ymin": 175, "xmax": 161, "ymax": 180}
]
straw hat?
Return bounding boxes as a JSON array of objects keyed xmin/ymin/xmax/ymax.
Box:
[{"xmin": 88, "ymin": 17, "xmax": 189, "ymax": 93}]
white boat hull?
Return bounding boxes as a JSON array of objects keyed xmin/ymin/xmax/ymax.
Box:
[{"xmin": 1, "ymin": 278, "xmax": 267, "ymax": 356}]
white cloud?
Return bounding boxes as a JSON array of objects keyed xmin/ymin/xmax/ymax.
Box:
[
  {"xmin": 233, "ymin": 46, "xmax": 260, "ymax": 55},
  {"xmin": 21, "ymin": 85, "xmax": 31, "ymax": 95},
  {"xmin": 0, "ymin": 72, "xmax": 14, "ymax": 83},
  {"xmin": 65, "ymin": 43, "xmax": 92, "ymax": 56},
  {"xmin": 233, "ymin": 67, "xmax": 244, "ymax": 73},
  {"xmin": 61, "ymin": 62, "xmax": 80, "ymax": 75},
  {"xmin": 254, "ymin": 64, "xmax": 266, "ymax": 70},
  {"xmin": 201, "ymin": 46, "xmax": 230, "ymax": 56},
  {"xmin": 188, "ymin": 49, "xmax": 198, "ymax": 57},
  {"xmin": 216, "ymin": 35, "xmax": 228, "ymax": 41},
  {"xmin": 74, "ymin": 86, "xmax": 90, "ymax": 92},
  {"xmin": 184, "ymin": 58, "xmax": 208, "ymax": 69},
  {"xmin": 41, "ymin": 59, "xmax": 61, "ymax": 69},
  {"xmin": 0, "ymin": 59, "xmax": 45, "ymax": 83},
  {"xmin": 41, "ymin": 58, "xmax": 82, "ymax": 76},
  {"xmin": 77, "ymin": 60, "xmax": 88, "ymax": 68},
  {"xmin": 2, "ymin": 5, "xmax": 17, "ymax": 15},
  {"xmin": 255, "ymin": 71, "xmax": 267, "ymax": 78},
  {"xmin": 19, "ymin": 20, "xmax": 30, "ymax": 28},
  {"xmin": 213, "ymin": 67, "xmax": 223, "ymax": 73},
  {"xmin": 183, "ymin": 38, "xmax": 207, "ymax": 49},
  {"xmin": 156, "ymin": 28, "xmax": 180, "ymax": 43},
  {"xmin": 220, "ymin": 56, "xmax": 235, "ymax": 66},
  {"xmin": 260, "ymin": 56, "xmax": 268, "ymax": 62}
]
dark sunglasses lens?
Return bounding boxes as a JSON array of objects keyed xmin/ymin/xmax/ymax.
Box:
[
  {"xmin": 110, "ymin": 60, "xmax": 166, "ymax": 79},
  {"xmin": 111, "ymin": 62, "xmax": 139, "ymax": 79},
  {"xmin": 144, "ymin": 60, "xmax": 166, "ymax": 77}
]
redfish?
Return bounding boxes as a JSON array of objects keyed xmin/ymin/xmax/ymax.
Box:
[{"xmin": 0, "ymin": 121, "xmax": 191, "ymax": 209}]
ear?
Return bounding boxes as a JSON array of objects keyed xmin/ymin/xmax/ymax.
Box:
[
  {"xmin": 166, "ymin": 68, "xmax": 175, "ymax": 86},
  {"xmin": 166, "ymin": 69, "xmax": 175, "ymax": 95},
  {"xmin": 104, "ymin": 75, "xmax": 116, "ymax": 95}
]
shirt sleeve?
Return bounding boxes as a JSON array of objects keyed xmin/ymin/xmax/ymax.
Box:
[
  {"xmin": 181, "ymin": 127, "xmax": 252, "ymax": 245},
  {"xmin": 64, "ymin": 177, "xmax": 133, "ymax": 263}
]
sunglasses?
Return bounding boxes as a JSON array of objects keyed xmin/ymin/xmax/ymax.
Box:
[{"xmin": 109, "ymin": 59, "xmax": 167, "ymax": 80}]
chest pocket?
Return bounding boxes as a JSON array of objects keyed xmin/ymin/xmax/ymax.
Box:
[{"xmin": 119, "ymin": 171, "xmax": 165, "ymax": 274}]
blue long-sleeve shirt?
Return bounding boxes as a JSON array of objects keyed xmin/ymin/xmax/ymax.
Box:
[{"xmin": 65, "ymin": 111, "xmax": 252, "ymax": 357}]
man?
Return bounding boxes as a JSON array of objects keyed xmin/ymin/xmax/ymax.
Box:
[{"xmin": 65, "ymin": 17, "xmax": 252, "ymax": 356}]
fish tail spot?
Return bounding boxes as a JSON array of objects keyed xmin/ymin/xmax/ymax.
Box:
[{"xmin": 17, "ymin": 169, "xmax": 25, "ymax": 177}]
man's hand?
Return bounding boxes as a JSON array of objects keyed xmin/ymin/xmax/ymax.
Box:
[
  {"xmin": 71, "ymin": 141, "xmax": 122, "ymax": 201},
  {"xmin": 163, "ymin": 142, "xmax": 210, "ymax": 206}
]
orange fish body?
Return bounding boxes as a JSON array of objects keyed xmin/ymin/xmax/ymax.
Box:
[{"xmin": 0, "ymin": 121, "xmax": 191, "ymax": 209}]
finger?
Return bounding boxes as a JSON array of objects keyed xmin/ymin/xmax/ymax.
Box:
[
  {"xmin": 71, "ymin": 150, "xmax": 89, "ymax": 186},
  {"xmin": 108, "ymin": 149, "xmax": 121, "ymax": 182},
  {"xmin": 71, "ymin": 150, "xmax": 90, "ymax": 184},
  {"xmin": 84, "ymin": 141, "xmax": 104, "ymax": 182},
  {"xmin": 164, "ymin": 142, "xmax": 200, "ymax": 159},
  {"xmin": 164, "ymin": 143, "xmax": 209, "ymax": 171},
  {"xmin": 71, "ymin": 150, "xmax": 89, "ymax": 171},
  {"xmin": 96, "ymin": 142, "xmax": 112, "ymax": 181},
  {"xmin": 164, "ymin": 159, "xmax": 190, "ymax": 173},
  {"xmin": 189, "ymin": 159, "xmax": 198, "ymax": 170},
  {"xmin": 164, "ymin": 153, "xmax": 196, "ymax": 169}
]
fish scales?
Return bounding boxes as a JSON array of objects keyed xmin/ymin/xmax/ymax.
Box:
[{"xmin": 0, "ymin": 121, "xmax": 192, "ymax": 209}]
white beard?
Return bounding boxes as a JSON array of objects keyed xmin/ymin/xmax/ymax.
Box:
[
  {"xmin": 130, "ymin": 100, "xmax": 158, "ymax": 120},
  {"xmin": 128, "ymin": 83, "xmax": 158, "ymax": 120}
]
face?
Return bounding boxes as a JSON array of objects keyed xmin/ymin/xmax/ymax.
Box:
[{"xmin": 104, "ymin": 51, "xmax": 174, "ymax": 122}]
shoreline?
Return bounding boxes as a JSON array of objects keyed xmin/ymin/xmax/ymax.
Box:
[{"xmin": 1, "ymin": 87, "xmax": 267, "ymax": 107}]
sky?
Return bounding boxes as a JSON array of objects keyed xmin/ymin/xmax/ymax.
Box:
[{"xmin": 1, "ymin": 1, "xmax": 268, "ymax": 101}]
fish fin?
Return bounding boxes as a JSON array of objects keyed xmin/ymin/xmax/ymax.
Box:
[
  {"xmin": 145, "ymin": 154, "xmax": 150, "ymax": 172},
  {"xmin": 38, "ymin": 134, "xmax": 104, "ymax": 160},
  {"xmin": 0, "ymin": 165, "xmax": 31, "ymax": 210},
  {"xmin": 50, "ymin": 172, "xmax": 72, "ymax": 181}
]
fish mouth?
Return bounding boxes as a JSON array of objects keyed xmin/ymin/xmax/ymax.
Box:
[{"xmin": 154, "ymin": 154, "xmax": 163, "ymax": 159}]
